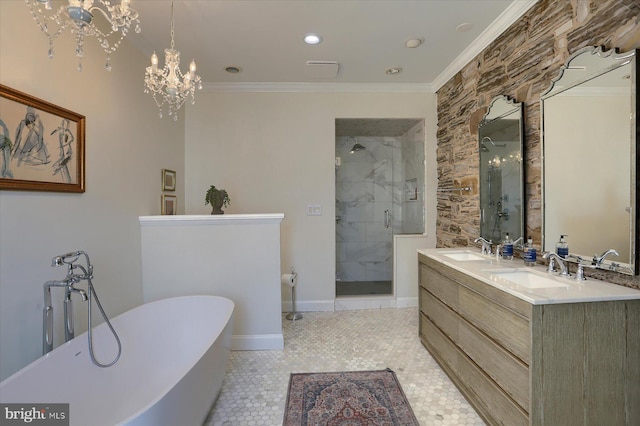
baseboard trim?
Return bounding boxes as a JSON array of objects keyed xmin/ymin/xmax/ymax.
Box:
[
  {"xmin": 282, "ymin": 299, "xmax": 335, "ymax": 312},
  {"xmin": 396, "ymin": 297, "xmax": 418, "ymax": 308},
  {"xmin": 334, "ymin": 297, "xmax": 396, "ymax": 311},
  {"xmin": 231, "ymin": 333, "xmax": 284, "ymax": 350}
]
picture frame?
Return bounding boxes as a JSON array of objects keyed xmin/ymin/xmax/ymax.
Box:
[
  {"xmin": 161, "ymin": 194, "xmax": 177, "ymax": 215},
  {"xmin": 0, "ymin": 84, "xmax": 85, "ymax": 192},
  {"xmin": 162, "ymin": 168, "xmax": 176, "ymax": 191}
]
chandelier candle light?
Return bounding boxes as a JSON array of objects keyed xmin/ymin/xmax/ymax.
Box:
[
  {"xmin": 26, "ymin": 0, "xmax": 141, "ymax": 71},
  {"xmin": 144, "ymin": 1, "xmax": 202, "ymax": 120}
]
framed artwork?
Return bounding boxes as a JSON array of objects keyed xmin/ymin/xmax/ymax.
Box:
[
  {"xmin": 161, "ymin": 194, "xmax": 177, "ymax": 215},
  {"xmin": 162, "ymin": 168, "xmax": 176, "ymax": 191},
  {"xmin": 0, "ymin": 84, "xmax": 85, "ymax": 192}
]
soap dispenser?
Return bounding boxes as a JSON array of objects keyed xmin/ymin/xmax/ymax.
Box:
[
  {"xmin": 556, "ymin": 235, "xmax": 569, "ymax": 258},
  {"xmin": 524, "ymin": 237, "xmax": 537, "ymax": 266},
  {"xmin": 502, "ymin": 233, "xmax": 514, "ymax": 260}
]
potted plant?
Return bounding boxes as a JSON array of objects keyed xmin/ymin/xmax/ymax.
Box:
[{"xmin": 205, "ymin": 185, "xmax": 231, "ymax": 215}]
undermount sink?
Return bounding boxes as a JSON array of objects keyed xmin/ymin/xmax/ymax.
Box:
[
  {"xmin": 488, "ymin": 270, "xmax": 569, "ymax": 289},
  {"xmin": 441, "ymin": 251, "xmax": 487, "ymax": 261}
]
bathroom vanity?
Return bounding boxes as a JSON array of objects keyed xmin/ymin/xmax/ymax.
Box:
[{"xmin": 418, "ymin": 248, "xmax": 640, "ymax": 426}]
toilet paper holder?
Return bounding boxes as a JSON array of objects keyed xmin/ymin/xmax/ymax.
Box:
[{"xmin": 284, "ymin": 267, "xmax": 302, "ymax": 321}]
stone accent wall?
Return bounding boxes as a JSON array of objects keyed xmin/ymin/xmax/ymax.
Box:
[{"xmin": 436, "ymin": 0, "xmax": 640, "ymax": 288}]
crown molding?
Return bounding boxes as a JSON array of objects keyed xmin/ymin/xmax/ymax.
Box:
[
  {"xmin": 431, "ymin": 0, "xmax": 539, "ymax": 92},
  {"xmin": 200, "ymin": 82, "xmax": 434, "ymax": 94}
]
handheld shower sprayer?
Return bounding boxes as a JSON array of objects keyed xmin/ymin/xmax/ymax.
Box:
[{"xmin": 51, "ymin": 250, "xmax": 84, "ymax": 267}]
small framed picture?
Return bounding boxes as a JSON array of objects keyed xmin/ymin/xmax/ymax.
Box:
[
  {"xmin": 161, "ymin": 194, "xmax": 177, "ymax": 215},
  {"xmin": 162, "ymin": 169, "xmax": 176, "ymax": 191}
]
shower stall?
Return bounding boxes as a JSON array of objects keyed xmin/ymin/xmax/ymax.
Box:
[{"xmin": 335, "ymin": 119, "xmax": 425, "ymax": 297}]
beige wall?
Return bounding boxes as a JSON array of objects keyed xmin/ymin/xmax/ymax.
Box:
[
  {"xmin": 0, "ymin": 1, "xmax": 184, "ymax": 380},
  {"xmin": 185, "ymin": 91, "xmax": 437, "ymax": 307}
]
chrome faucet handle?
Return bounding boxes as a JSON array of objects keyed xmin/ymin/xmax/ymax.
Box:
[
  {"xmin": 568, "ymin": 254, "xmax": 588, "ymax": 281},
  {"xmin": 575, "ymin": 263, "xmax": 586, "ymax": 281},
  {"xmin": 547, "ymin": 255, "xmax": 557, "ymax": 273}
]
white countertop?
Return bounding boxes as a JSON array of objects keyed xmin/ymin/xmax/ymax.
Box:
[{"xmin": 418, "ymin": 248, "xmax": 640, "ymax": 305}]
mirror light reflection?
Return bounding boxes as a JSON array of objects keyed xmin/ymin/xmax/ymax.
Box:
[
  {"xmin": 479, "ymin": 96, "xmax": 524, "ymax": 244},
  {"xmin": 542, "ymin": 46, "xmax": 637, "ymax": 275}
]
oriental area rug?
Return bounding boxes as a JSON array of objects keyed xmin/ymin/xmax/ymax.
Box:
[{"xmin": 283, "ymin": 368, "xmax": 420, "ymax": 425}]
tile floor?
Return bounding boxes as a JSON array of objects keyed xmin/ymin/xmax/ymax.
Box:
[{"xmin": 204, "ymin": 307, "xmax": 485, "ymax": 426}]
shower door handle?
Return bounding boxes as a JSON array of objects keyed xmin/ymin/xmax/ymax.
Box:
[{"xmin": 384, "ymin": 210, "xmax": 390, "ymax": 228}]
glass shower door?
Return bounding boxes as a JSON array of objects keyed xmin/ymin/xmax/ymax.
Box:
[{"xmin": 335, "ymin": 135, "xmax": 395, "ymax": 296}]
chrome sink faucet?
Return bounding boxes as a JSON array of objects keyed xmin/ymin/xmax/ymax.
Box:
[
  {"xmin": 474, "ymin": 237, "xmax": 493, "ymax": 255},
  {"xmin": 592, "ymin": 249, "xmax": 619, "ymax": 266},
  {"xmin": 542, "ymin": 252, "xmax": 569, "ymax": 277}
]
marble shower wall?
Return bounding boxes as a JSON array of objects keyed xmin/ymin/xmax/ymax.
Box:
[
  {"xmin": 336, "ymin": 125, "xmax": 425, "ymax": 283},
  {"xmin": 436, "ymin": 0, "xmax": 639, "ymax": 288},
  {"xmin": 336, "ymin": 136, "xmax": 400, "ymax": 282}
]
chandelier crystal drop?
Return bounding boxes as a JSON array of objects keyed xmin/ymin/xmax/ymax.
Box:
[
  {"xmin": 144, "ymin": 1, "xmax": 202, "ymax": 121},
  {"xmin": 26, "ymin": 0, "xmax": 141, "ymax": 71}
]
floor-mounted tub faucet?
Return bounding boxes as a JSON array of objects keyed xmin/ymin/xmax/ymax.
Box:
[
  {"xmin": 42, "ymin": 251, "xmax": 122, "ymax": 368},
  {"xmin": 43, "ymin": 251, "xmax": 90, "ymax": 355}
]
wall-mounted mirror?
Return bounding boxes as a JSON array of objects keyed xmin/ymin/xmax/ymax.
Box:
[
  {"xmin": 479, "ymin": 96, "xmax": 524, "ymax": 243},
  {"xmin": 542, "ymin": 46, "xmax": 638, "ymax": 275}
]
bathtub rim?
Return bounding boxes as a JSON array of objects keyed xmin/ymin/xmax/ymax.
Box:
[{"xmin": 0, "ymin": 294, "xmax": 234, "ymax": 403}]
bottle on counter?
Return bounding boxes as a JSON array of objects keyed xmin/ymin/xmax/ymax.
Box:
[
  {"xmin": 502, "ymin": 233, "xmax": 514, "ymax": 260},
  {"xmin": 555, "ymin": 235, "xmax": 568, "ymax": 258},
  {"xmin": 523, "ymin": 236, "xmax": 537, "ymax": 266}
]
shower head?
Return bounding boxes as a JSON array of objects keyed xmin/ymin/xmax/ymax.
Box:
[
  {"xmin": 480, "ymin": 136, "xmax": 506, "ymax": 149},
  {"xmin": 348, "ymin": 137, "xmax": 366, "ymax": 153}
]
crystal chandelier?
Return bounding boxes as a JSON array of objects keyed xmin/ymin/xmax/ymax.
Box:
[
  {"xmin": 26, "ymin": 0, "xmax": 141, "ymax": 71},
  {"xmin": 144, "ymin": 1, "xmax": 202, "ymax": 120}
]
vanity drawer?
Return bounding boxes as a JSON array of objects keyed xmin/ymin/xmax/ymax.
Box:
[
  {"xmin": 421, "ymin": 313, "xmax": 528, "ymax": 426},
  {"xmin": 420, "ymin": 263, "xmax": 458, "ymax": 310},
  {"xmin": 458, "ymin": 315, "xmax": 530, "ymax": 411},
  {"xmin": 422, "ymin": 285, "xmax": 530, "ymax": 410},
  {"xmin": 420, "ymin": 313, "xmax": 459, "ymax": 375},
  {"xmin": 420, "ymin": 287, "xmax": 458, "ymax": 342},
  {"xmin": 455, "ymin": 348, "xmax": 529, "ymax": 426},
  {"xmin": 458, "ymin": 285, "xmax": 531, "ymax": 364}
]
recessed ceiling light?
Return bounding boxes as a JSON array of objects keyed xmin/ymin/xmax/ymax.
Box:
[
  {"xmin": 405, "ymin": 38, "xmax": 424, "ymax": 48},
  {"xmin": 304, "ymin": 34, "xmax": 322, "ymax": 45},
  {"xmin": 385, "ymin": 67, "xmax": 402, "ymax": 75},
  {"xmin": 225, "ymin": 66, "xmax": 242, "ymax": 74},
  {"xmin": 456, "ymin": 22, "xmax": 473, "ymax": 33}
]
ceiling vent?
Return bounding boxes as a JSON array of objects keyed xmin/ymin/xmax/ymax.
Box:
[{"xmin": 305, "ymin": 61, "xmax": 339, "ymax": 79}]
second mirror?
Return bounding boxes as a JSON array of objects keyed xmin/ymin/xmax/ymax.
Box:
[{"xmin": 479, "ymin": 96, "xmax": 525, "ymax": 244}]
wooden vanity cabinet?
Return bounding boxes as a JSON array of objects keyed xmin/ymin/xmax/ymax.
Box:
[{"xmin": 418, "ymin": 253, "xmax": 640, "ymax": 426}]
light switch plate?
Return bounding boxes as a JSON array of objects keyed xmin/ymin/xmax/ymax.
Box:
[{"xmin": 307, "ymin": 205, "xmax": 322, "ymax": 216}]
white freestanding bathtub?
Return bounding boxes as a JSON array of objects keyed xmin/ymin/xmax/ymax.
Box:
[{"xmin": 0, "ymin": 295, "xmax": 234, "ymax": 426}]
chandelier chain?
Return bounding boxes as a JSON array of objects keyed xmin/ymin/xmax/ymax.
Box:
[{"xmin": 170, "ymin": 1, "xmax": 176, "ymax": 50}]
